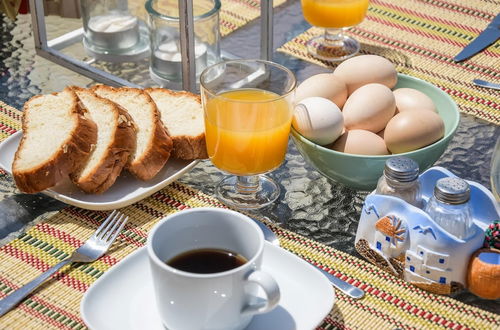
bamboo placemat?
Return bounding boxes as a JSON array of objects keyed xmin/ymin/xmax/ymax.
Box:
[
  {"xmin": 0, "ymin": 102, "xmax": 499, "ymax": 329},
  {"xmin": 219, "ymin": 0, "xmax": 286, "ymax": 37},
  {"xmin": 278, "ymin": 0, "xmax": 500, "ymax": 126}
]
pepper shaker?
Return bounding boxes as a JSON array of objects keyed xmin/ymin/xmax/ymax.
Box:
[{"xmin": 376, "ymin": 157, "xmax": 422, "ymax": 207}]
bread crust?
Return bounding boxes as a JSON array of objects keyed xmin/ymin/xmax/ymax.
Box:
[
  {"xmin": 145, "ymin": 88, "xmax": 208, "ymax": 160},
  {"xmin": 70, "ymin": 87, "xmax": 136, "ymax": 194},
  {"xmin": 13, "ymin": 88, "xmax": 98, "ymax": 194},
  {"xmin": 92, "ymin": 85, "xmax": 173, "ymax": 181}
]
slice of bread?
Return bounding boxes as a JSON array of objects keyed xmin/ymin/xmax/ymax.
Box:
[
  {"xmin": 70, "ymin": 87, "xmax": 136, "ymax": 194},
  {"xmin": 13, "ymin": 87, "xmax": 97, "ymax": 193},
  {"xmin": 145, "ymin": 88, "xmax": 207, "ymax": 160},
  {"xmin": 92, "ymin": 85, "xmax": 173, "ymax": 181}
]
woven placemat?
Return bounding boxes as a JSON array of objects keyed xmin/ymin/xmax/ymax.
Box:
[
  {"xmin": 219, "ymin": 0, "xmax": 286, "ymax": 37},
  {"xmin": 278, "ymin": 0, "xmax": 500, "ymax": 126},
  {"xmin": 0, "ymin": 102, "xmax": 499, "ymax": 329}
]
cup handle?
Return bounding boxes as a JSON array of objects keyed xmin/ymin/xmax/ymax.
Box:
[{"xmin": 241, "ymin": 270, "xmax": 280, "ymax": 315}]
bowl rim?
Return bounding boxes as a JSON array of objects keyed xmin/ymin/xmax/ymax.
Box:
[{"xmin": 291, "ymin": 73, "xmax": 460, "ymax": 159}]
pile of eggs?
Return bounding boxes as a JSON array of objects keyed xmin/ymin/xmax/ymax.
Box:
[{"xmin": 292, "ymin": 55, "xmax": 445, "ymax": 155}]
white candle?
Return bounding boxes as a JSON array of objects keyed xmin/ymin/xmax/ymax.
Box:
[
  {"xmin": 152, "ymin": 41, "xmax": 208, "ymax": 80},
  {"xmin": 87, "ymin": 14, "xmax": 139, "ymax": 50}
]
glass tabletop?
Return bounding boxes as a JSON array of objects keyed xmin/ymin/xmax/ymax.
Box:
[{"xmin": 0, "ymin": 0, "xmax": 498, "ymax": 313}]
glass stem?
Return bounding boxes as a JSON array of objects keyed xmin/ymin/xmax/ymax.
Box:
[
  {"xmin": 324, "ymin": 28, "xmax": 343, "ymax": 44},
  {"xmin": 236, "ymin": 176, "xmax": 260, "ymax": 195}
]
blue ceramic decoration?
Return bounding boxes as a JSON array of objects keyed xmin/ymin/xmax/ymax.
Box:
[{"xmin": 355, "ymin": 167, "xmax": 500, "ymax": 295}]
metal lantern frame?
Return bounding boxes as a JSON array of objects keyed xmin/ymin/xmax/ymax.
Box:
[{"xmin": 28, "ymin": 0, "xmax": 274, "ymax": 92}]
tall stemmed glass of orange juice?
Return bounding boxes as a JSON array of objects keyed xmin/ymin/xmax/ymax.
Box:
[
  {"xmin": 200, "ymin": 60, "xmax": 296, "ymax": 209},
  {"xmin": 301, "ymin": 0, "xmax": 370, "ymax": 61}
]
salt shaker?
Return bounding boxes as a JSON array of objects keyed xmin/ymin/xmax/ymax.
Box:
[
  {"xmin": 424, "ymin": 177, "xmax": 474, "ymax": 240},
  {"xmin": 376, "ymin": 157, "xmax": 422, "ymax": 207}
]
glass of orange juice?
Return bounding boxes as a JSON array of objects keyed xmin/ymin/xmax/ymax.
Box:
[
  {"xmin": 301, "ymin": 0, "xmax": 370, "ymax": 61},
  {"xmin": 200, "ymin": 59, "xmax": 296, "ymax": 209}
]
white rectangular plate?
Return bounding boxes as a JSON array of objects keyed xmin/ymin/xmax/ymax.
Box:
[
  {"xmin": 81, "ymin": 243, "xmax": 336, "ymax": 330},
  {"xmin": 0, "ymin": 131, "xmax": 198, "ymax": 210}
]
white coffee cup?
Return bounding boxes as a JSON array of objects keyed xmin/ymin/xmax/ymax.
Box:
[{"xmin": 147, "ymin": 208, "xmax": 280, "ymax": 330}]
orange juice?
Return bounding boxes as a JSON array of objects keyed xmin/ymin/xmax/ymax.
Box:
[
  {"xmin": 301, "ymin": 0, "xmax": 369, "ymax": 28},
  {"xmin": 204, "ymin": 89, "xmax": 292, "ymax": 176}
]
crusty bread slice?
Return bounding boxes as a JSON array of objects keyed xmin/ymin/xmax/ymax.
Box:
[
  {"xmin": 145, "ymin": 88, "xmax": 207, "ymax": 160},
  {"xmin": 13, "ymin": 87, "xmax": 97, "ymax": 193},
  {"xmin": 92, "ymin": 85, "xmax": 173, "ymax": 181},
  {"xmin": 70, "ymin": 87, "xmax": 136, "ymax": 194}
]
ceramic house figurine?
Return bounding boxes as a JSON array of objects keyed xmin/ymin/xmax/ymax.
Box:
[{"xmin": 355, "ymin": 167, "xmax": 500, "ymax": 295}]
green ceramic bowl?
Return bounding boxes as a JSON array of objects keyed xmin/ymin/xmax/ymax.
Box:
[{"xmin": 291, "ymin": 73, "xmax": 460, "ymax": 191}]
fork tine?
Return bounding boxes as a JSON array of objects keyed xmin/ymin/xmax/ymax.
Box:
[
  {"xmin": 107, "ymin": 216, "xmax": 128, "ymax": 244},
  {"xmin": 93, "ymin": 210, "xmax": 118, "ymax": 239},
  {"xmin": 102, "ymin": 213, "xmax": 126, "ymax": 242}
]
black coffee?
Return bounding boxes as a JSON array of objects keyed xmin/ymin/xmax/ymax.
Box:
[{"xmin": 166, "ymin": 248, "xmax": 248, "ymax": 274}]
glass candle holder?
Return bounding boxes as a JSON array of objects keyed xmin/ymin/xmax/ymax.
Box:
[
  {"xmin": 80, "ymin": 0, "xmax": 150, "ymax": 61},
  {"xmin": 146, "ymin": 0, "xmax": 221, "ymax": 88}
]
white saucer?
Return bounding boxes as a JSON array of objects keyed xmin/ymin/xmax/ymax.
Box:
[
  {"xmin": 81, "ymin": 243, "xmax": 335, "ymax": 330},
  {"xmin": 0, "ymin": 132, "xmax": 197, "ymax": 210}
]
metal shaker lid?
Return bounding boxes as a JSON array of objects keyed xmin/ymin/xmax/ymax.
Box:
[
  {"xmin": 434, "ymin": 177, "xmax": 470, "ymax": 204},
  {"xmin": 384, "ymin": 157, "xmax": 420, "ymax": 182}
]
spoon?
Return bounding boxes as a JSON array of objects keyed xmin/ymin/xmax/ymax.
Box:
[
  {"xmin": 473, "ymin": 79, "xmax": 500, "ymax": 90},
  {"xmin": 251, "ymin": 217, "xmax": 365, "ymax": 300}
]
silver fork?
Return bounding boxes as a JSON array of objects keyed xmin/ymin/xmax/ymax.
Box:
[
  {"xmin": 0, "ymin": 210, "xmax": 128, "ymax": 316},
  {"xmin": 250, "ymin": 217, "xmax": 365, "ymax": 300}
]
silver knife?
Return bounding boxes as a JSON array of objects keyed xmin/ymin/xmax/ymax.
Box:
[
  {"xmin": 473, "ymin": 79, "xmax": 500, "ymax": 90},
  {"xmin": 251, "ymin": 217, "xmax": 365, "ymax": 299},
  {"xmin": 454, "ymin": 13, "xmax": 500, "ymax": 62}
]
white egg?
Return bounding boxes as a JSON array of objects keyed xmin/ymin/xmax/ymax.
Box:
[{"xmin": 292, "ymin": 97, "xmax": 344, "ymax": 145}]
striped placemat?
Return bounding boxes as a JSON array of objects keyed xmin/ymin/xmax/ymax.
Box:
[
  {"xmin": 278, "ymin": 0, "xmax": 500, "ymax": 126},
  {"xmin": 219, "ymin": 0, "xmax": 286, "ymax": 37},
  {"xmin": 0, "ymin": 102, "xmax": 499, "ymax": 329}
]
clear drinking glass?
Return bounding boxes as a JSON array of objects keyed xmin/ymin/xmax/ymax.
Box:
[
  {"xmin": 146, "ymin": 0, "xmax": 221, "ymax": 88},
  {"xmin": 491, "ymin": 135, "xmax": 500, "ymax": 202},
  {"xmin": 200, "ymin": 60, "xmax": 296, "ymax": 209},
  {"xmin": 300, "ymin": 0, "xmax": 370, "ymax": 61}
]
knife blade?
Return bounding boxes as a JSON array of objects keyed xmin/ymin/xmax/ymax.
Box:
[
  {"xmin": 473, "ymin": 79, "xmax": 500, "ymax": 90},
  {"xmin": 454, "ymin": 13, "xmax": 500, "ymax": 62}
]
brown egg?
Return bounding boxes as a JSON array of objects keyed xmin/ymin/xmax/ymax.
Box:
[
  {"xmin": 384, "ymin": 111, "xmax": 445, "ymax": 153},
  {"xmin": 333, "ymin": 55, "xmax": 398, "ymax": 95},
  {"xmin": 330, "ymin": 129, "xmax": 389, "ymax": 155},
  {"xmin": 295, "ymin": 73, "xmax": 348, "ymax": 108},
  {"xmin": 343, "ymin": 83, "xmax": 396, "ymax": 133},
  {"xmin": 393, "ymin": 88, "xmax": 437, "ymax": 113}
]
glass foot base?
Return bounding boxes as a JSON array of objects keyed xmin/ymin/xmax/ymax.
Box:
[
  {"xmin": 216, "ymin": 175, "xmax": 280, "ymax": 210},
  {"xmin": 306, "ymin": 34, "xmax": 360, "ymax": 62}
]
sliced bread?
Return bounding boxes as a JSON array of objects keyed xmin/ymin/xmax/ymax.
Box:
[
  {"xmin": 145, "ymin": 88, "xmax": 207, "ymax": 160},
  {"xmin": 13, "ymin": 87, "xmax": 97, "ymax": 193},
  {"xmin": 70, "ymin": 87, "xmax": 136, "ymax": 194},
  {"xmin": 92, "ymin": 85, "xmax": 173, "ymax": 181}
]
